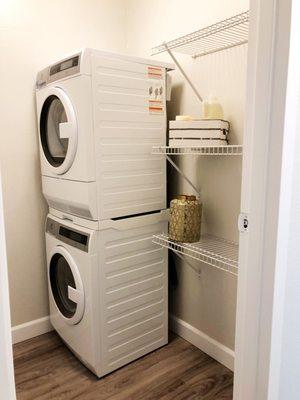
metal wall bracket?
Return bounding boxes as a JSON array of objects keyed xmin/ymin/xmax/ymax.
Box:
[
  {"xmin": 173, "ymin": 249, "xmax": 202, "ymax": 278},
  {"xmin": 165, "ymin": 153, "xmax": 201, "ymax": 197},
  {"xmin": 163, "ymin": 43, "xmax": 203, "ymax": 104}
]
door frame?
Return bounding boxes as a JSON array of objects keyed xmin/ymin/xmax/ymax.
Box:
[
  {"xmin": 0, "ymin": 171, "xmax": 16, "ymax": 400},
  {"xmin": 234, "ymin": 0, "xmax": 296, "ymax": 398}
]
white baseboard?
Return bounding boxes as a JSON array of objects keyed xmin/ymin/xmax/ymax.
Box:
[
  {"xmin": 169, "ymin": 314, "xmax": 235, "ymax": 371},
  {"xmin": 11, "ymin": 314, "xmax": 235, "ymax": 372},
  {"xmin": 12, "ymin": 316, "xmax": 53, "ymax": 344}
]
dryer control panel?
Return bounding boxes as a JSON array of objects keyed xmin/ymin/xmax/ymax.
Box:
[
  {"xmin": 46, "ymin": 217, "xmax": 89, "ymax": 252},
  {"xmin": 36, "ymin": 53, "xmax": 81, "ymax": 88},
  {"xmin": 49, "ymin": 55, "xmax": 80, "ymax": 82}
]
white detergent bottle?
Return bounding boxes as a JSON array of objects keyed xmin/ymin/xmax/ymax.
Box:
[{"xmin": 203, "ymin": 95, "xmax": 224, "ymax": 119}]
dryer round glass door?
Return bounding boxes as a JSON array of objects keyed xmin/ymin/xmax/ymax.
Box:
[
  {"xmin": 49, "ymin": 246, "xmax": 84, "ymax": 325},
  {"xmin": 40, "ymin": 87, "xmax": 78, "ymax": 175}
]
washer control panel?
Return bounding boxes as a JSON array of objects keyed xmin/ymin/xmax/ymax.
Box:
[{"xmin": 46, "ymin": 217, "xmax": 90, "ymax": 253}]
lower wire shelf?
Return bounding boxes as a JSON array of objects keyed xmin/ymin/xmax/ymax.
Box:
[
  {"xmin": 152, "ymin": 145, "xmax": 243, "ymax": 156},
  {"xmin": 153, "ymin": 233, "xmax": 239, "ymax": 276}
]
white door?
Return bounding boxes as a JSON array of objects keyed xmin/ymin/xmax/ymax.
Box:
[
  {"xmin": 48, "ymin": 246, "xmax": 84, "ymax": 325},
  {"xmin": 39, "ymin": 87, "xmax": 78, "ymax": 175}
]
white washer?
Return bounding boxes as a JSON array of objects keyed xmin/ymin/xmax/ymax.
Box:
[
  {"xmin": 36, "ymin": 48, "xmax": 173, "ymax": 220},
  {"xmin": 45, "ymin": 210, "xmax": 168, "ymax": 377}
]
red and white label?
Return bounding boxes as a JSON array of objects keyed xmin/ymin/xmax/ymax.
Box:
[
  {"xmin": 148, "ymin": 66, "xmax": 163, "ymax": 79},
  {"xmin": 148, "ymin": 99, "xmax": 164, "ymax": 114}
]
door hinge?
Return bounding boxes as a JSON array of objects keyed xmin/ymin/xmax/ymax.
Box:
[{"xmin": 238, "ymin": 213, "xmax": 249, "ymax": 233}]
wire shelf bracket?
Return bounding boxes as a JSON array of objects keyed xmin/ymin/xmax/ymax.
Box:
[
  {"xmin": 163, "ymin": 43, "xmax": 203, "ymax": 104},
  {"xmin": 155, "ymin": 144, "xmax": 242, "ymax": 196},
  {"xmin": 165, "ymin": 153, "xmax": 201, "ymax": 197},
  {"xmin": 152, "ymin": 11, "xmax": 249, "ymax": 118},
  {"xmin": 172, "ymin": 249, "xmax": 202, "ymax": 278},
  {"xmin": 153, "ymin": 233, "xmax": 239, "ymax": 276}
]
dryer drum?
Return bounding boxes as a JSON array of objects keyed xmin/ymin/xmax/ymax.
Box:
[{"xmin": 40, "ymin": 95, "xmax": 69, "ymax": 167}]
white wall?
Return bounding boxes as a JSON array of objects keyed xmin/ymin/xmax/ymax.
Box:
[
  {"xmin": 0, "ymin": 0, "xmax": 127, "ymax": 326},
  {"xmin": 1, "ymin": 0, "xmax": 248, "ymax": 351},
  {"xmin": 126, "ymin": 0, "xmax": 249, "ymax": 350}
]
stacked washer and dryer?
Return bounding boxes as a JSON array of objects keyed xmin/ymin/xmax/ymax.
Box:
[{"xmin": 35, "ymin": 48, "xmax": 173, "ymax": 377}]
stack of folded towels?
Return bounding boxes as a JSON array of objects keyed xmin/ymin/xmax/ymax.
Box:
[{"xmin": 169, "ymin": 118, "xmax": 230, "ymax": 147}]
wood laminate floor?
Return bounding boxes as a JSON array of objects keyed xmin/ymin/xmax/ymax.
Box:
[{"xmin": 14, "ymin": 332, "xmax": 233, "ymax": 400}]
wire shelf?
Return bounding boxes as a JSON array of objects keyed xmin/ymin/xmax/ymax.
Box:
[
  {"xmin": 152, "ymin": 11, "xmax": 249, "ymax": 58},
  {"xmin": 153, "ymin": 234, "xmax": 238, "ymax": 276},
  {"xmin": 152, "ymin": 145, "xmax": 243, "ymax": 156}
]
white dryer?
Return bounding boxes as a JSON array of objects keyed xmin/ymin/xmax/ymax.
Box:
[
  {"xmin": 36, "ymin": 49, "xmax": 173, "ymax": 220},
  {"xmin": 45, "ymin": 210, "xmax": 168, "ymax": 377}
]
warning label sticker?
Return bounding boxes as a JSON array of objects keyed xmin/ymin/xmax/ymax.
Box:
[
  {"xmin": 148, "ymin": 66, "xmax": 163, "ymax": 79},
  {"xmin": 149, "ymin": 100, "xmax": 164, "ymax": 114}
]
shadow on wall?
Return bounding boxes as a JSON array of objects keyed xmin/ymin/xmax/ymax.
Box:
[
  {"xmin": 166, "ymin": 83, "xmax": 184, "ymax": 204},
  {"xmin": 167, "ymin": 83, "xmax": 184, "ymax": 121}
]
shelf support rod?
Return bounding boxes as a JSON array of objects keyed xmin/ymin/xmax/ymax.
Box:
[
  {"xmin": 165, "ymin": 153, "xmax": 201, "ymax": 197},
  {"xmin": 163, "ymin": 42, "xmax": 203, "ymax": 103},
  {"xmin": 173, "ymin": 249, "xmax": 202, "ymax": 277}
]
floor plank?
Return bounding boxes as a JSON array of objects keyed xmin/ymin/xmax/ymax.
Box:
[{"xmin": 14, "ymin": 331, "xmax": 233, "ymax": 400}]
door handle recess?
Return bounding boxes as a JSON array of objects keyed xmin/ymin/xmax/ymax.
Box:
[
  {"xmin": 59, "ymin": 122, "xmax": 73, "ymax": 139},
  {"xmin": 68, "ymin": 286, "xmax": 81, "ymax": 303}
]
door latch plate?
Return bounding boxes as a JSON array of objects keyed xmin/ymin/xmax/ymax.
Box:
[{"xmin": 238, "ymin": 213, "xmax": 249, "ymax": 232}]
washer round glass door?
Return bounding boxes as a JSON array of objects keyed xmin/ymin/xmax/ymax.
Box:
[
  {"xmin": 40, "ymin": 87, "xmax": 78, "ymax": 175},
  {"xmin": 49, "ymin": 246, "xmax": 84, "ymax": 325}
]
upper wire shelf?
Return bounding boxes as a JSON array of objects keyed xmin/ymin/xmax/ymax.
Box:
[
  {"xmin": 153, "ymin": 145, "xmax": 243, "ymax": 156},
  {"xmin": 152, "ymin": 10, "xmax": 249, "ymax": 58}
]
